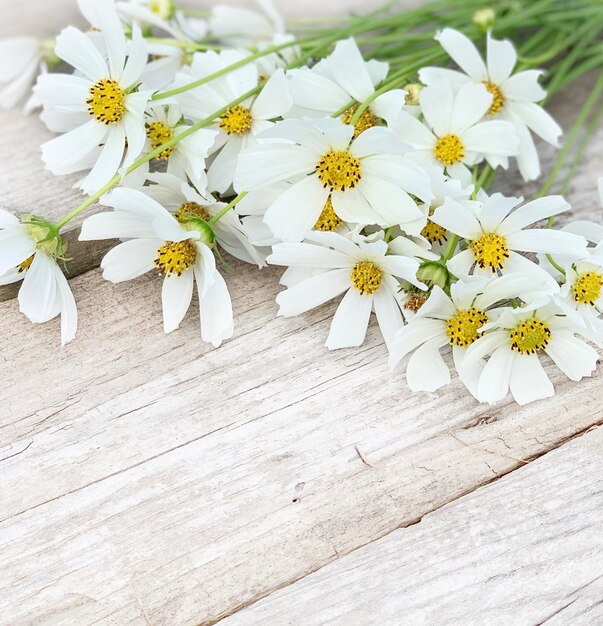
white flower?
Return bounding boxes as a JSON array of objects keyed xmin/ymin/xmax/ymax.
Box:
[
  {"xmin": 115, "ymin": 0, "xmax": 191, "ymax": 38},
  {"xmin": 459, "ymin": 297, "xmax": 599, "ymax": 405},
  {"xmin": 419, "ymin": 28, "xmax": 562, "ymax": 181},
  {"xmin": 174, "ymin": 53, "xmax": 293, "ymax": 193},
  {"xmin": 138, "ymin": 104, "xmax": 218, "ymax": 189},
  {"xmin": 432, "ymin": 193, "xmax": 588, "ymax": 285},
  {"xmin": 559, "ymin": 259, "xmax": 603, "ymax": 340},
  {"xmin": 286, "ymin": 38, "xmax": 407, "ymax": 133},
  {"xmin": 79, "ymin": 187, "xmax": 233, "ymax": 346},
  {"xmin": 0, "ymin": 37, "xmax": 45, "ymax": 110},
  {"xmin": 234, "ymin": 117, "xmax": 433, "ymax": 242},
  {"xmin": 0, "ymin": 211, "xmax": 77, "ymax": 344},
  {"xmin": 35, "ymin": 0, "xmax": 152, "ymax": 194},
  {"xmin": 391, "ymin": 79, "xmax": 519, "ymax": 184},
  {"xmin": 267, "ymin": 231, "xmax": 426, "ymax": 349},
  {"xmin": 138, "ymin": 172, "xmax": 268, "ymax": 267},
  {"xmin": 208, "ymin": 0, "xmax": 285, "ymax": 46},
  {"xmin": 389, "ymin": 273, "xmax": 551, "ymax": 395},
  {"xmin": 141, "ymin": 42, "xmax": 190, "ymax": 90}
]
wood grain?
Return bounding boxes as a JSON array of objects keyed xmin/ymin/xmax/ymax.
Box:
[
  {"xmin": 1, "ymin": 1, "xmax": 603, "ymax": 625},
  {"xmin": 220, "ymin": 426, "xmax": 603, "ymax": 626}
]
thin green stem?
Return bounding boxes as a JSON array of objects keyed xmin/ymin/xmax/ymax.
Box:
[{"xmin": 209, "ymin": 193, "xmax": 248, "ymax": 225}]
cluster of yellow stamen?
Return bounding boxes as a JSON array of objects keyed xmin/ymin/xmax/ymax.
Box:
[
  {"xmin": 421, "ymin": 210, "xmax": 448, "ymax": 245},
  {"xmin": 572, "ymin": 271, "xmax": 603, "ymax": 306},
  {"xmin": 350, "ymin": 261, "xmax": 383, "ymax": 295},
  {"xmin": 17, "ymin": 255, "xmax": 34, "ymax": 273},
  {"xmin": 146, "ymin": 121, "xmax": 175, "ymax": 159},
  {"xmin": 154, "ymin": 240, "xmax": 198, "ymax": 276},
  {"xmin": 509, "ymin": 318, "xmax": 552, "ymax": 354},
  {"xmin": 219, "ymin": 105, "xmax": 253, "ymax": 135},
  {"xmin": 483, "ymin": 81, "xmax": 505, "ymax": 115},
  {"xmin": 317, "ymin": 150, "xmax": 362, "ymax": 192},
  {"xmin": 86, "ymin": 79, "xmax": 126, "ymax": 125},
  {"xmin": 314, "ymin": 196, "xmax": 343, "ymax": 232},
  {"xmin": 342, "ymin": 105, "xmax": 377, "ymax": 139},
  {"xmin": 471, "ymin": 232, "xmax": 510, "ymax": 272},
  {"xmin": 174, "ymin": 202, "xmax": 211, "ymax": 223},
  {"xmin": 434, "ymin": 133, "xmax": 465, "ymax": 166},
  {"xmin": 446, "ymin": 308, "xmax": 489, "ymax": 348}
]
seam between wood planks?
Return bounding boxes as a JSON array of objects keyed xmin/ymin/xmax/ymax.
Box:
[{"xmin": 205, "ymin": 420, "xmax": 603, "ymax": 626}]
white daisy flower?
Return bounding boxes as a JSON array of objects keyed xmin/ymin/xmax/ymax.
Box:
[
  {"xmin": 255, "ymin": 34, "xmax": 301, "ymax": 80},
  {"xmin": 391, "ymin": 79, "xmax": 519, "ymax": 184},
  {"xmin": 267, "ymin": 230, "xmax": 427, "ymax": 350},
  {"xmin": 432, "ymin": 193, "xmax": 588, "ymax": 285},
  {"xmin": 388, "ymin": 273, "xmax": 552, "ymax": 395},
  {"xmin": 0, "ymin": 210, "xmax": 77, "ymax": 344},
  {"xmin": 116, "ymin": 0, "xmax": 188, "ymax": 38},
  {"xmin": 234, "ymin": 117, "xmax": 433, "ymax": 242},
  {"xmin": 138, "ymin": 104, "xmax": 218, "ymax": 190},
  {"xmin": 419, "ymin": 28, "xmax": 562, "ymax": 181},
  {"xmin": 35, "ymin": 0, "xmax": 152, "ymax": 195},
  {"xmin": 286, "ymin": 38, "xmax": 407, "ymax": 135},
  {"xmin": 139, "ymin": 172, "xmax": 268, "ymax": 267},
  {"xmin": 174, "ymin": 53, "xmax": 293, "ymax": 193},
  {"xmin": 208, "ymin": 0, "xmax": 285, "ymax": 47},
  {"xmin": 79, "ymin": 187, "xmax": 233, "ymax": 346},
  {"xmin": 0, "ymin": 37, "xmax": 51, "ymax": 110},
  {"xmin": 459, "ymin": 296, "xmax": 599, "ymax": 405}
]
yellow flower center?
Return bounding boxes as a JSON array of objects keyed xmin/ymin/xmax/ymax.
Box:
[
  {"xmin": 471, "ymin": 232, "xmax": 510, "ymax": 272},
  {"xmin": 17, "ymin": 254, "xmax": 34, "ymax": 273},
  {"xmin": 146, "ymin": 121, "xmax": 175, "ymax": 160},
  {"xmin": 434, "ymin": 133, "xmax": 465, "ymax": 166},
  {"xmin": 483, "ymin": 81, "xmax": 505, "ymax": 115},
  {"xmin": 154, "ymin": 240, "xmax": 198, "ymax": 276},
  {"xmin": 174, "ymin": 202, "xmax": 211, "ymax": 223},
  {"xmin": 86, "ymin": 79, "xmax": 126, "ymax": 125},
  {"xmin": 350, "ymin": 261, "xmax": 383, "ymax": 295},
  {"xmin": 219, "ymin": 105, "xmax": 253, "ymax": 135},
  {"xmin": 342, "ymin": 105, "xmax": 377, "ymax": 139},
  {"xmin": 314, "ymin": 196, "xmax": 343, "ymax": 232},
  {"xmin": 572, "ymin": 271, "xmax": 603, "ymax": 305},
  {"xmin": 446, "ymin": 308, "xmax": 489, "ymax": 348},
  {"xmin": 421, "ymin": 210, "xmax": 448, "ymax": 245},
  {"xmin": 317, "ymin": 150, "xmax": 362, "ymax": 192},
  {"xmin": 509, "ymin": 318, "xmax": 552, "ymax": 354}
]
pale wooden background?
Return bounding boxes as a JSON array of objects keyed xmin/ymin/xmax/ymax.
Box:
[{"xmin": 1, "ymin": 1, "xmax": 602, "ymax": 625}]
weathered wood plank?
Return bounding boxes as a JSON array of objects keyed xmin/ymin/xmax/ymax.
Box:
[{"xmin": 219, "ymin": 427, "xmax": 603, "ymax": 626}]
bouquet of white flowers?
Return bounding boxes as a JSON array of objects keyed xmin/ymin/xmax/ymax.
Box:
[{"xmin": 2, "ymin": 0, "xmax": 603, "ymax": 406}]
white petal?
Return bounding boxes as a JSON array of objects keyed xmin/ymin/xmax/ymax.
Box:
[
  {"xmin": 55, "ymin": 26, "xmax": 108, "ymax": 81},
  {"xmin": 267, "ymin": 242, "xmax": 350, "ymax": 269},
  {"xmin": 120, "ymin": 25, "xmax": 148, "ymax": 88},
  {"xmin": 508, "ymin": 101, "xmax": 562, "ymax": 145},
  {"xmin": 79, "ymin": 211, "xmax": 154, "ymax": 240},
  {"xmin": 436, "ymin": 28, "xmax": 488, "ymax": 81},
  {"xmin": 486, "ymin": 32, "xmax": 516, "ymax": 84},
  {"xmin": 462, "ymin": 120, "xmax": 519, "ymax": 157},
  {"xmin": 506, "ymin": 229, "xmax": 588, "ymax": 258},
  {"xmin": 264, "ymin": 176, "xmax": 329, "ymax": 243},
  {"xmin": 416, "ymin": 285, "xmax": 457, "ymax": 320},
  {"xmin": 420, "ymin": 80, "xmax": 453, "ymax": 137},
  {"xmin": 251, "ymin": 69, "xmax": 293, "ymax": 120},
  {"xmin": 476, "ymin": 345, "xmax": 515, "ymax": 404},
  {"xmin": 276, "ymin": 269, "xmax": 351, "ymax": 317},
  {"xmin": 478, "ymin": 193, "xmax": 521, "ymax": 232},
  {"xmin": 509, "ymin": 353, "xmax": 553, "ymax": 405},
  {"xmin": 101, "ymin": 238, "xmax": 159, "ymax": 282},
  {"xmin": 459, "ymin": 330, "xmax": 507, "ymax": 379},
  {"xmin": 406, "ymin": 337, "xmax": 451, "ymax": 392},
  {"xmin": 388, "ymin": 318, "xmax": 447, "ymax": 368},
  {"xmin": 286, "ymin": 68, "xmax": 349, "ymax": 116},
  {"xmin": 198, "ymin": 269, "xmax": 234, "ymax": 348},
  {"xmin": 326, "ymin": 38, "xmax": 378, "ymax": 102},
  {"xmin": 18, "ymin": 252, "xmax": 56, "ymax": 323},
  {"xmin": 79, "ymin": 125, "xmax": 125, "ymax": 194},
  {"xmin": 0, "ymin": 230, "xmax": 36, "ymax": 275},
  {"xmin": 51, "ymin": 261, "xmax": 78, "ymax": 344},
  {"xmin": 450, "ymin": 83, "xmax": 492, "ymax": 134},
  {"xmin": 431, "ymin": 197, "xmax": 481, "ymax": 239},
  {"xmin": 499, "ymin": 195, "xmax": 570, "ymax": 235},
  {"xmin": 374, "ymin": 283, "xmax": 404, "ymax": 348},
  {"xmin": 0, "ymin": 208, "xmax": 19, "ymax": 228},
  {"xmin": 502, "ymin": 70, "xmax": 546, "ymax": 102},
  {"xmin": 208, "ymin": 135, "xmax": 244, "ymax": 194},
  {"xmin": 380, "ymin": 256, "xmax": 423, "ymax": 289},
  {"xmin": 82, "ymin": 0, "xmax": 126, "ymax": 79},
  {"xmin": 447, "ymin": 248, "xmax": 475, "ymax": 277},
  {"xmin": 162, "ymin": 270, "xmax": 194, "ymax": 333},
  {"xmin": 545, "ymin": 331, "xmax": 599, "ymax": 381},
  {"xmin": 391, "ymin": 110, "xmax": 435, "ymax": 149},
  {"xmin": 326, "ymin": 288, "xmax": 372, "ymax": 350}
]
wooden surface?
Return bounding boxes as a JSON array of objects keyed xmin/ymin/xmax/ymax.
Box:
[{"xmin": 1, "ymin": 1, "xmax": 603, "ymax": 625}]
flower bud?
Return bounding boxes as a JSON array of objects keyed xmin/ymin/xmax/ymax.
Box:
[
  {"xmin": 21, "ymin": 214, "xmax": 64, "ymax": 257},
  {"xmin": 188, "ymin": 218, "xmax": 216, "ymax": 246},
  {"xmin": 151, "ymin": 0, "xmax": 176, "ymax": 20},
  {"xmin": 473, "ymin": 8, "xmax": 496, "ymax": 31},
  {"xmin": 417, "ymin": 261, "xmax": 450, "ymax": 290},
  {"xmin": 404, "ymin": 83, "xmax": 423, "ymax": 106}
]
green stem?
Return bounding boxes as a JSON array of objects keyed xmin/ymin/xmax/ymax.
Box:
[{"xmin": 209, "ymin": 193, "xmax": 248, "ymax": 225}]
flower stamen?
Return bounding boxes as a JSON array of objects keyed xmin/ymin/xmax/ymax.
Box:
[
  {"xmin": 219, "ymin": 105, "xmax": 253, "ymax": 135},
  {"xmin": 350, "ymin": 260, "xmax": 382, "ymax": 295},
  {"xmin": 314, "ymin": 196, "xmax": 343, "ymax": 232},
  {"xmin": 317, "ymin": 150, "xmax": 362, "ymax": 192},
  {"xmin": 175, "ymin": 202, "xmax": 211, "ymax": 223},
  {"xmin": 509, "ymin": 318, "xmax": 551, "ymax": 354},
  {"xmin": 17, "ymin": 255, "xmax": 34, "ymax": 273},
  {"xmin": 446, "ymin": 308, "xmax": 489, "ymax": 347},
  {"xmin": 342, "ymin": 105, "xmax": 377, "ymax": 139},
  {"xmin": 86, "ymin": 79, "xmax": 126, "ymax": 125},
  {"xmin": 147, "ymin": 121, "xmax": 175, "ymax": 159},
  {"xmin": 434, "ymin": 133, "xmax": 465, "ymax": 166},
  {"xmin": 421, "ymin": 210, "xmax": 448, "ymax": 245},
  {"xmin": 483, "ymin": 81, "xmax": 505, "ymax": 115},
  {"xmin": 471, "ymin": 232, "xmax": 510, "ymax": 272},
  {"xmin": 154, "ymin": 240, "xmax": 198, "ymax": 276},
  {"xmin": 572, "ymin": 271, "xmax": 603, "ymax": 306}
]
